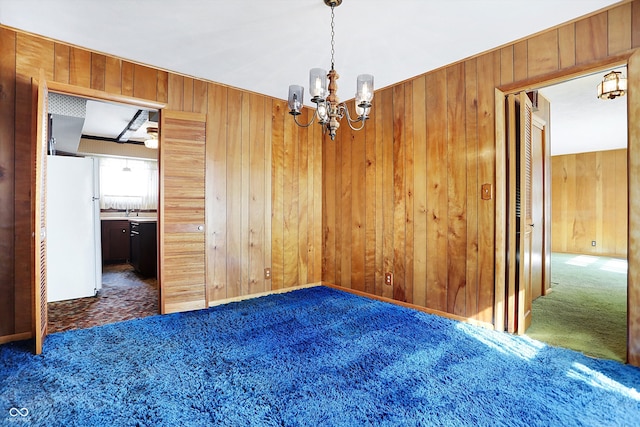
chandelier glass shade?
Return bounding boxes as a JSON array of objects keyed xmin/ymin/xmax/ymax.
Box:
[
  {"xmin": 597, "ymin": 70, "xmax": 627, "ymax": 100},
  {"xmin": 287, "ymin": 0, "xmax": 373, "ymax": 140}
]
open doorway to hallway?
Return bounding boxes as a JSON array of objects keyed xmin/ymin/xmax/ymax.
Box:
[{"xmin": 524, "ymin": 68, "xmax": 628, "ymax": 362}]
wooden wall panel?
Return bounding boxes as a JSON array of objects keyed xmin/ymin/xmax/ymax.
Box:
[
  {"xmin": 464, "ymin": 58, "xmax": 479, "ymax": 320},
  {"xmin": 576, "ymin": 12, "xmax": 608, "ymax": 64},
  {"xmin": 528, "ymin": 31, "xmax": 559, "ymax": 77},
  {"xmin": 351, "ymin": 106, "xmax": 366, "ymax": 293},
  {"xmin": 609, "ymin": 3, "xmax": 633, "ymax": 55},
  {"xmin": 1, "ymin": 25, "xmax": 321, "ymax": 344},
  {"xmin": 206, "ymin": 83, "xmax": 228, "ymax": 302},
  {"xmin": 0, "ymin": 28, "xmax": 16, "ymax": 336},
  {"xmin": 551, "ymin": 149, "xmax": 627, "ymax": 257},
  {"xmin": 322, "ymin": 1, "xmax": 637, "ymax": 335},
  {"xmin": 15, "ymin": 33, "xmax": 54, "ymax": 334},
  {"xmin": 121, "ymin": 61, "xmax": 134, "ymax": 97},
  {"xmin": 69, "ymin": 47, "xmax": 91, "ymax": 88},
  {"xmin": 392, "ymin": 84, "xmax": 406, "ymax": 302},
  {"xmin": 105, "ymin": 56, "xmax": 122, "ymax": 95},
  {"xmin": 54, "ymin": 44, "xmax": 69, "ymax": 84},
  {"xmin": 404, "ymin": 82, "xmax": 414, "ymax": 304},
  {"xmin": 412, "ymin": 76, "xmax": 427, "ymax": 307},
  {"xmin": 446, "ymin": 63, "xmax": 467, "ymax": 316},
  {"xmin": 558, "ymin": 23, "xmax": 576, "ymax": 69},
  {"xmin": 90, "ymin": 53, "xmax": 106, "ymax": 91},
  {"xmin": 425, "ymin": 69, "xmax": 448, "ymax": 312}
]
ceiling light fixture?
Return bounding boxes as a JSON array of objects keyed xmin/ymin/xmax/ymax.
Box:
[
  {"xmin": 287, "ymin": 0, "xmax": 373, "ymax": 140},
  {"xmin": 597, "ymin": 70, "xmax": 627, "ymax": 100},
  {"xmin": 144, "ymin": 126, "xmax": 158, "ymax": 149}
]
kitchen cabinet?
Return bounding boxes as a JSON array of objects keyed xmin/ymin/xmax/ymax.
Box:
[
  {"xmin": 101, "ymin": 220, "xmax": 130, "ymax": 264},
  {"xmin": 130, "ymin": 219, "xmax": 157, "ymax": 278}
]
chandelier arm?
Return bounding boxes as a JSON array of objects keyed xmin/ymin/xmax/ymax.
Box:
[
  {"xmin": 342, "ymin": 103, "xmax": 367, "ymax": 131},
  {"xmin": 293, "ymin": 111, "xmax": 318, "ymax": 128}
]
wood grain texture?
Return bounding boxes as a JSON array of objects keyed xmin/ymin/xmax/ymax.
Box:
[
  {"xmin": 54, "ymin": 44, "xmax": 69, "ymax": 84},
  {"xmin": 609, "ymin": 3, "xmax": 633, "ymax": 55},
  {"xmin": 1, "ymin": 25, "xmax": 322, "ymax": 345},
  {"xmin": 0, "ymin": 27, "xmax": 16, "ymax": 335},
  {"xmin": 392, "ymin": 84, "xmax": 406, "ymax": 302},
  {"xmin": 160, "ymin": 112, "xmax": 207, "ymax": 314},
  {"xmin": 206, "ymin": 83, "xmax": 228, "ymax": 302},
  {"xmin": 446, "ymin": 63, "xmax": 467, "ymax": 316},
  {"xmin": 271, "ymin": 100, "xmax": 285, "ymax": 290},
  {"xmin": 322, "ymin": 2, "xmax": 636, "ymax": 342},
  {"xmin": 558, "ymin": 23, "xmax": 577, "ymax": 69},
  {"xmin": 528, "ymin": 31, "xmax": 559, "ymax": 77},
  {"xmin": 628, "ymin": 50, "xmax": 640, "ymax": 366},
  {"xmin": 14, "ymin": 33, "xmax": 54, "ymax": 334},
  {"xmin": 464, "ymin": 58, "xmax": 479, "ymax": 319},
  {"xmin": 90, "ymin": 53, "xmax": 106, "ymax": 91},
  {"xmin": 69, "ymin": 47, "xmax": 91, "ymax": 88},
  {"xmin": 551, "ymin": 149, "xmax": 627, "ymax": 257},
  {"xmin": 226, "ymin": 88, "xmax": 243, "ymax": 297},
  {"xmin": 576, "ymin": 12, "xmax": 608, "ymax": 64},
  {"xmin": 425, "ymin": 70, "xmax": 448, "ymax": 312},
  {"xmin": 404, "ymin": 82, "xmax": 414, "ymax": 305},
  {"xmin": 1, "ymin": 0, "xmax": 638, "ymax": 361},
  {"xmin": 412, "ymin": 76, "xmax": 427, "ymax": 307}
]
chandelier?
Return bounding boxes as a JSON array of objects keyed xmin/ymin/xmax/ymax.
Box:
[
  {"xmin": 287, "ymin": 0, "xmax": 373, "ymax": 140},
  {"xmin": 597, "ymin": 70, "xmax": 627, "ymax": 100}
]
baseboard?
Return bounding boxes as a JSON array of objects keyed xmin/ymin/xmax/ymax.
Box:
[
  {"xmin": 208, "ymin": 283, "xmax": 322, "ymax": 308},
  {"xmin": 322, "ymin": 282, "xmax": 495, "ymax": 330},
  {"xmin": 0, "ymin": 332, "xmax": 32, "ymax": 345}
]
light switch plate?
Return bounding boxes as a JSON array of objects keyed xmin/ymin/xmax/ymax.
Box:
[{"xmin": 481, "ymin": 183, "xmax": 492, "ymax": 200}]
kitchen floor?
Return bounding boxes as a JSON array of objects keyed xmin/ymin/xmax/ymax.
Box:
[{"xmin": 47, "ymin": 263, "xmax": 158, "ymax": 334}]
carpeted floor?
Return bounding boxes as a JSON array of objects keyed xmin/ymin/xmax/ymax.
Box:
[
  {"xmin": 47, "ymin": 263, "xmax": 158, "ymax": 333},
  {"xmin": 2, "ymin": 286, "xmax": 640, "ymax": 426},
  {"xmin": 526, "ymin": 253, "xmax": 627, "ymax": 362}
]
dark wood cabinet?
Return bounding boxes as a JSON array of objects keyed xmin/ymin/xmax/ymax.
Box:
[
  {"xmin": 101, "ymin": 220, "xmax": 130, "ymax": 263},
  {"xmin": 129, "ymin": 220, "xmax": 157, "ymax": 278}
]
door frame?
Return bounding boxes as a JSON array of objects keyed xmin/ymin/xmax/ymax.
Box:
[
  {"xmin": 34, "ymin": 79, "xmax": 165, "ymax": 351},
  {"xmin": 494, "ymin": 53, "xmax": 639, "ymax": 364}
]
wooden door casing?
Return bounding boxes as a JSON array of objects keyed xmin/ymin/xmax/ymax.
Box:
[
  {"xmin": 159, "ymin": 110, "xmax": 207, "ymax": 314},
  {"xmin": 32, "ymin": 74, "xmax": 48, "ymax": 354},
  {"xmin": 531, "ymin": 115, "xmax": 546, "ymax": 300},
  {"xmin": 518, "ymin": 92, "xmax": 534, "ymax": 334}
]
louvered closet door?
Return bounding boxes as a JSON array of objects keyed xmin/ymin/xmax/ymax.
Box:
[
  {"xmin": 159, "ymin": 111, "xmax": 207, "ymax": 314},
  {"xmin": 33, "ymin": 74, "xmax": 49, "ymax": 354}
]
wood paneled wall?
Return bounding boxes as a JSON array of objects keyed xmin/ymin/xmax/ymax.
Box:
[
  {"xmin": 323, "ymin": 1, "xmax": 640, "ymax": 328},
  {"xmin": 551, "ymin": 149, "xmax": 628, "ymax": 257},
  {"xmin": 0, "ymin": 27, "xmax": 321, "ymax": 339}
]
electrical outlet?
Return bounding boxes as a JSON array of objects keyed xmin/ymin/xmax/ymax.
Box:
[
  {"xmin": 264, "ymin": 267, "xmax": 272, "ymax": 280},
  {"xmin": 592, "ymin": 241, "xmax": 596, "ymax": 247},
  {"xmin": 384, "ymin": 272, "xmax": 393, "ymax": 286}
]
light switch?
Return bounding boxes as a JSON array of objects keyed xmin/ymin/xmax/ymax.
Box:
[{"xmin": 481, "ymin": 183, "xmax": 492, "ymax": 200}]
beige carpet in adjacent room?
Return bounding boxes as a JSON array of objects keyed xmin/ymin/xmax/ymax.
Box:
[{"xmin": 526, "ymin": 252, "xmax": 627, "ymax": 362}]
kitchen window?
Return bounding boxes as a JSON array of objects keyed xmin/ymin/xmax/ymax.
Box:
[{"xmin": 99, "ymin": 157, "xmax": 158, "ymax": 210}]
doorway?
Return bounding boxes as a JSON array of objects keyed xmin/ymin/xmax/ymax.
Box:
[
  {"xmin": 43, "ymin": 87, "xmax": 163, "ymax": 335},
  {"xmin": 496, "ymin": 69, "xmax": 635, "ymax": 357},
  {"xmin": 526, "ymin": 69, "xmax": 628, "ymax": 361}
]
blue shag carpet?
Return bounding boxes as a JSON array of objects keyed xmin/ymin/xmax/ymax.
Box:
[{"xmin": 2, "ymin": 286, "xmax": 640, "ymax": 426}]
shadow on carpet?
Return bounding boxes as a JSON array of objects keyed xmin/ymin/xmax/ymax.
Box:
[{"xmin": 2, "ymin": 286, "xmax": 640, "ymax": 426}]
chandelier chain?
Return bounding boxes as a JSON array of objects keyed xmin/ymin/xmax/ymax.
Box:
[{"xmin": 330, "ymin": 5, "xmax": 335, "ymax": 70}]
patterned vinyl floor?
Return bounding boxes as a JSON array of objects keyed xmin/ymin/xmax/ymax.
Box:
[{"xmin": 47, "ymin": 263, "xmax": 158, "ymax": 334}]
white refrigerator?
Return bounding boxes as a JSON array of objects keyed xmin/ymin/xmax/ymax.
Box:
[{"xmin": 46, "ymin": 155, "xmax": 102, "ymax": 302}]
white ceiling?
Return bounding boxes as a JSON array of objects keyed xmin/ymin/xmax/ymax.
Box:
[{"xmin": 0, "ymin": 0, "xmax": 626, "ymax": 155}]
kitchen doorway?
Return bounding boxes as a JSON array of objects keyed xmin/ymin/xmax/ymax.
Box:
[{"xmin": 44, "ymin": 88, "xmax": 163, "ymax": 333}]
